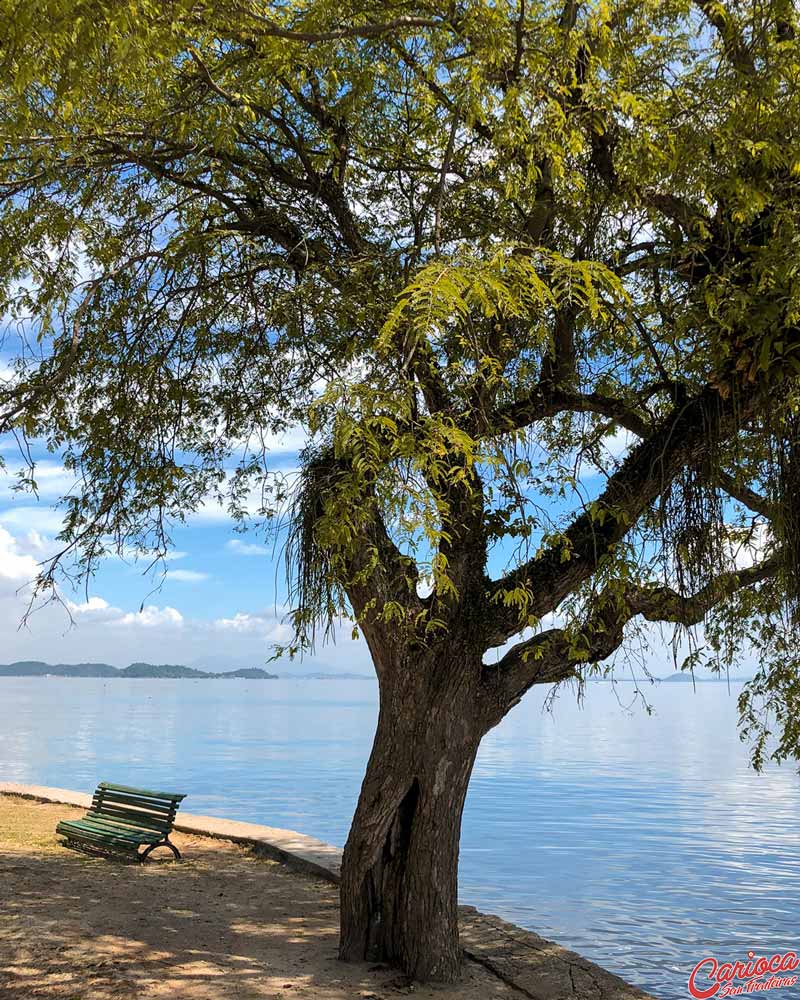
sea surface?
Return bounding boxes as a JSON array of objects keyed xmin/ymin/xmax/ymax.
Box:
[{"xmin": 1, "ymin": 676, "xmax": 798, "ymax": 1000}]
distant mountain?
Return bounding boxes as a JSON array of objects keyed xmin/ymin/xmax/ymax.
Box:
[
  {"xmin": 277, "ymin": 671, "xmax": 374, "ymax": 680},
  {"xmin": 660, "ymin": 672, "xmax": 754, "ymax": 683},
  {"xmin": 0, "ymin": 661, "xmax": 119, "ymax": 678},
  {"xmin": 0, "ymin": 661, "xmax": 277, "ymax": 679},
  {"xmin": 187, "ymin": 653, "xmax": 374, "ymax": 680},
  {"xmin": 222, "ymin": 667, "xmax": 278, "ymax": 679},
  {"xmin": 121, "ymin": 662, "xmax": 209, "ymax": 678}
]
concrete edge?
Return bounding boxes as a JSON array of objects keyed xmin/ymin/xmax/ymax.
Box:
[
  {"xmin": 0, "ymin": 782, "xmax": 655, "ymax": 1000},
  {"xmin": 0, "ymin": 782, "xmax": 342, "ymax": 884}
]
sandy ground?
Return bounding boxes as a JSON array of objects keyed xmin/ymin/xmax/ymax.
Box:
[{"xmin": 0, "ymin": 796, "xmax": 516, "ymax": 1000}]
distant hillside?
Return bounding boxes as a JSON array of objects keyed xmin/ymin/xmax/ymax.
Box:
[
  {"xmin": 223, "ymin": 667, "xmax": 280, "ymax": 679},
  {"xmin": 277, "ymin": 671, "xmax": 374, "ymax": 680},
  {"xmin": 0, "ymin": 661, "xmax": 278, "ymax": 679},
  {"xmin": 122, "ymin": 662, "xmax": 208, "ymax": 678},
  {"xmin": 0, "ymin": 661, "xmax": 119, "ymax": 678},
  {"xmin": 661, "ymin": 672, "xmax": 754, "ymax": 683}
]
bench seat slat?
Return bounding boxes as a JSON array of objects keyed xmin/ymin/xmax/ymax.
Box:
[
  {"xmin": 92, "ymin": 791, "xmax": 175, "ymax": 814},
  {"xmin": 57, "ymin": 781, "xmax": 185, "ymax": 861},
  {"xmin": 93, "ymin": 801, "xmax": 172, "ymax": 819},
  {"xmin": 90, "ymin": 803, "xmax": 173, "ymax": 827},
  {"xmin": 73, "ymin": 817, "xmax": 163, "ymax": 842},
  {"xmin": 90, "ymin": 812, "xmax": 170, "ymax": 837},
  {"xmin": 87, "ymin": 808, "xmax": 172, "ymax": 833},
  {"xmin": 58, "ymin": 827, "xmax": 147, "ymax": 847},
  {"xmin": 56, "ymin": 822, "xmax": 149, "ymax": 853},
  {"xmin": 58, "ymin": 832, "xmax": 139, "ymax": 854},
  {"xmin": 59, "ymin": 816, "xmax": 154, "ymax": 839},
  {"xmin": 99, "ymin": 781, "xmax": 185, "ymax": 802}
]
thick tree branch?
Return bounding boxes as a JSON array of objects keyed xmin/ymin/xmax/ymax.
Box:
[
  {"xmin": 469, "ymin": 385, "xmax": 652, "ymax": 440},
  {"xmin": 482, "ymin": 551, "xmax": 780, "ymax": 721},
  {"xmin": 396, "ymin": 329, "xmax": 453, "ymax": 415},
  {"xmin": 293, "ymin": 452, "xmax": 421, "ymax": 674},
  {"xmin": 433, "ymin": 110, "xmax": 459, "ymax": 256},
  {"xmin": 714, "ymin": 470, "xmax": 775, "ymax": 520},
  {"xmin": 345, "ymin": 507, "xmax": 420, "ymax": 620},
  {"xmin": 558, "ymin": 0, "xmax": 581, "ymax": 32},
  {"xmin": 482, "ymin": 629, "xmax": 582, "ymax": 718},
  {"xmin": 643, "ymin": 191, "xmax": 710, "ymax": 236},
  {"xmin": 484, "ymin": 381, "xmax": 759, "ymax": 645},
  {"xmin": 539, "ymin": 305, "xmax": 577, "ymax": 388},
  {"xmin": 626, "ymin": 554, "xmax": 780, "ymax": 625},
  {"xmin": 693, "ymin": 0, "xmax": 756, "ymax": 76},
  {"xmin": 521, "ymin": 157, "xmax": 555, "ymax": 244},
  {"xmin": 234, "ymin": 12, "xmax": 449, "ymax": 44}
]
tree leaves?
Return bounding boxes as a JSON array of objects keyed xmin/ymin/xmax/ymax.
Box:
[{"xmin": 0, "ymin": 0, "xmax": 799, "ymax": 760}]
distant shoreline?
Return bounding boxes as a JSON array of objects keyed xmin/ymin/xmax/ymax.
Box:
[
  {"xmin": 0, "ymin": 661, "xmax": 278, "ymax": 680},
  {"xmin": 0, "ymin": 662, "xmax": 746, "ymax": 683},
  {"xmin": 0, "ymin": 661, "xmax": 374, "ymax": 680},
  {"xmin": 589, "ymin": 674, "xmax": 754, "ymax": 684}
]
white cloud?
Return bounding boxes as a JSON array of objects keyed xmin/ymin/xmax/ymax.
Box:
[
  {"xmin": 21, "ymin": 529, "xmax": 51, "ymax": 555},
  {"xmin": 214, "ymin": 611, "xmax": 265, "ymax": 632},
  {"xmin": 0, "ymin": 505, "xmax": 68, "ymax": 535},
  {"xmin": 100, "ymin": 546, "xmax": 188, "ymax": 563},
  {"xmin": 229, "ymin": 423, "xmax": 309, "ymax": 456},
  {"xmin": 191, "ymin": 465, "xmax": 299, "ymax": 522},
  {"xmin": 69, "ymin": 596, "xmax": 111, "ymax": 614},
  {"xmin": 0, "ymin": 588, "xmax": 370, "ymax": 669},
  {"xmin": 0, "ymin": 526, "xmax": 39, "ymax": 582},
  {"xmin": 260, "ymin": 424, "xmax": 309, "ymax": 454},
  {"xmin": 226, "ymin": 539, "xmax": 271, "ymax": 557},
  {"xmin": 0, "ymin": 521, "xmax": 372, "ymax": 670},
  {"xmin": 0, "ymin": 462, "xmax": 301, "ymax": 533},
  {"xmin": 114, "ymin": 605, "xmax": 184, "ymax": 628},
  {"xmin": 0, "ymin": 460, "xmax": 78, "ymax": 502},
  {"xmin": 602, "ymin": 427, "xmax": 637, "ymax": 460},
  {"xmin": 728, "ymin": 522, "xmax": 772, "ymax": 571},
  {"xmin": 65, "ymin": 595, "xmax": 126, "ymax": 624},
  {"xmin": 212, "ymin": 611, "xmax": 292, "ymax": 642},
  {"xmin": 166, "ymin": 569, "xmax": 209, "ymax": 583}
]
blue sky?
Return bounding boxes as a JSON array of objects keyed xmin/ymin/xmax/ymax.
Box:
[
  {"xmin": 0, "ymin": 415, "xmax": 631, "ymax": 671},
  {"xmin": 0, "ymin": 407, "xmax": 763, "ymax": 677},
  {"xmin": 0, "ymin": 421, "xmax": 381, "ymax": 671}
]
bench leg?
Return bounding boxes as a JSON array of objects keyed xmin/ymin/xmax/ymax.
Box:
[
  {"xmin": 63, "ymin": 837, "xmax": 140, "ymax": 862},
  {"xmin": 140, "ymin": 838, "xmax": 181, "ymax": 862}
]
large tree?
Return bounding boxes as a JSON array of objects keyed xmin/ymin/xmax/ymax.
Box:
[{"xmin": 1, "ymin": 0, "xmax": 800, "ymax": 982}]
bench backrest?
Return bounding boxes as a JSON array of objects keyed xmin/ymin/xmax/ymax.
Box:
[{"xmin": 89, "ymin": 782, "xmax": 186, "ymax": 834}]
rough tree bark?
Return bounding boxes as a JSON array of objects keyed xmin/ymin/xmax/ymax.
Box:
[
  {"xmin": 339, "ymin": 644, "xmax": 485, "ymax": 981},
  {"xmin": 334, "ymin": 372, "xmax": 776, "ymax": 983}
]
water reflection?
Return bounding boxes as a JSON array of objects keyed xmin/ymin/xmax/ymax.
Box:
[{"xmin": 1, "ymin": 677, "xmax": 798, "ymax": 999}]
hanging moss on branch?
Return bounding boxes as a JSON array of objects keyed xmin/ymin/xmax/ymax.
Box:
[
  {"xmin": 777, "ymin": 411, "xmax": 800, "ymax": 616},
  {"xmin": 284, "ymin": 444, "xmax": 349, "ymax": 655}
]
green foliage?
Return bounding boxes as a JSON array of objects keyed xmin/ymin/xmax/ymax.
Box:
[{"xmin": 1, "ymin": 0, "xmax": 800, "ymax": 762}]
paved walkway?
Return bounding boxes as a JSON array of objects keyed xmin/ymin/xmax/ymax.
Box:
[{"xmin": 0, "ymin": 782, "xmax": 654, "ymax": 1000}]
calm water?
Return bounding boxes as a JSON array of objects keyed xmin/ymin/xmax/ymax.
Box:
[{"xmin": 1, "ymin": 677, "xmax": 798, "ymax": 999}]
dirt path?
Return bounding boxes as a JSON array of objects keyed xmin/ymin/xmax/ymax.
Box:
[{"xmin": 0, "ymin": 797, "xmax": 515, "ymax": 1000}]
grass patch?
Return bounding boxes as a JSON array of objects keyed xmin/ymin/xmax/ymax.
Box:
[{"xmin": 0, "ymin": 794, "xmax": 83, "ymax": 853}]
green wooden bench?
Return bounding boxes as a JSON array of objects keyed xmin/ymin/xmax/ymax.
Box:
[{"xmin": 56, "ymin": 781, "xmax": 186, "ymax": 861}]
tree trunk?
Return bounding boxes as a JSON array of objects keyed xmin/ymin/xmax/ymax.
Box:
[{"xmin": 339, "ymin": 651, "xmax": 483, "ymax": 982}]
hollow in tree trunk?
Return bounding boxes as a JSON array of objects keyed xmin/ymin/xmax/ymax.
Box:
[{"xmin": 338, "ymin": 655, "xmax": 483, "ymax": 982}]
